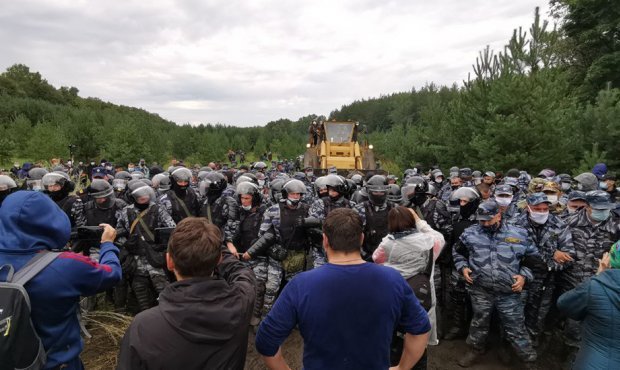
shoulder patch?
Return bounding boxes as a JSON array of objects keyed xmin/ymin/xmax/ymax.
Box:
[{"xmin": 505, "ymin": 237, "xmax": 522, "ymax": 244}]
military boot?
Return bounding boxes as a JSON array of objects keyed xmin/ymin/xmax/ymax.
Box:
[{"xmin": 457, "ymin": 348, "xmax": 483, "ymax": 368}]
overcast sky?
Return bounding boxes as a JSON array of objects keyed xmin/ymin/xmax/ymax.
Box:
[{"xmin": 1, "ymin": 0, "xmax": 550, "ymax": 126}]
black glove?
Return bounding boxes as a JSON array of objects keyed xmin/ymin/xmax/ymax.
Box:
[{"xmin": 247, "ymin": 231, "xmax": 276, "ymax": 257}]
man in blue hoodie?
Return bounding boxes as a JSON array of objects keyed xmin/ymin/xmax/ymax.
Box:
[{"xmin": 0, "ymin": 191, "xmax": 122, "ymax": 369}]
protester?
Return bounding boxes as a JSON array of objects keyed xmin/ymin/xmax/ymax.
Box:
[
  {"xmin": 0, "ymin": 191, "xmax": 121, "ymax": 370},
  {"xmin": 117, "ymin": 217, "xmax": 256, "ymax": 370},
  {"xmin": 373, "ymin": 206, "xmax": 446, "ymax": 368},
  {"xmin": 256, "ymin": 208, "xmax": 430, "ymax": 370},
  {"xmin": 557, "ymin": 242, "xmax": 620, "ymax": 369}
]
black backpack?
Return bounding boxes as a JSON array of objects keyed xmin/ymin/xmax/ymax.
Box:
[{"xmin": 0, "ymin": 251, "xmax": 60, "ymax": 370}]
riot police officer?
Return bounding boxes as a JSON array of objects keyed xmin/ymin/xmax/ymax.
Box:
[
  {"xmin": 159, "ymin": 167, "xmax": 200, "ymax": 224},
  {"xmin": 199, "ymin": 171, "xmax": 239, "ymax": 251},
  {"xmin": 354, "ymin": 175, "xmax": 392, "ymax": 261},
  {"xmin": 42, "ymin": 171, "xmax": 86, "ymax": 228},
  {"xmin": 0, "ymin": 175, "xmax": 17, "ymax": 207},
  {"xmin": 115, "ymin": 180, "xmax": 176, "ymax": 312}
]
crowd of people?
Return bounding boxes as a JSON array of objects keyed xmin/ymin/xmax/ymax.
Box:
[{"xmin": 1, "ymin": 158, "xmax": 619, "ymax": 369}]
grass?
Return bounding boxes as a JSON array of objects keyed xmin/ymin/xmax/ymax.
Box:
[{"xmin": 81, "ymin": 310, "xmax": 133, "ymax": 370}]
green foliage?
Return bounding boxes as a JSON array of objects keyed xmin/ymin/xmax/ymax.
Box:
[
  {"xmin": 551, "ymin": 0, "xmax": 620, "ymax": 99},
  {"xmin": 1, "ymin": 4, "xmax": 619, "ymax": 178}
]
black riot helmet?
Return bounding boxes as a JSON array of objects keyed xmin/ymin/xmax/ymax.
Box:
[
  {"xmin": 450, "ymin": 187, "xmax": 481, "ymax": 219},
  {"xmin": 0, "ymin": 175, "xmax": 17, "ymax": 205},
  {"xmin": 325, "ymin": 174, "xmax": 347, "ymax": 197},
  {"xmin": 200, "ymin": 171, "xmax": 228, "ymax": 197},
  {"xmin": 401, "ymin": 176, "xmax": 429, "ymax": 206},
  {"xmin": 314, "ymin": 176, "xmax": 328, "ymax": 196},
  {"xmin": 253, "ymin": 161, "xmax": 267, "ymax": 171},
  {"xmin": 350, "ymin": 174, "xmax": 363, "ymax": 187},
  {"xmin": 151, "ymin": 173, "xmax": 170, "ymax": 191},
  {"xmin": 115, "ymin": 171, "xmax": 132, "ymax": 181},
  {"xmin": 42, "ymin": 171, "xmax": 74, "ymax": 201},
  {"xmin": 26, "ymin": 168, "xmax": 48, "ymax": 191},
  {"xmin": 365, "ymin": 175, "xmax": 388, "ymax": 206},
  {"xmin": 127, "ymin": 179, "xmax": 155, "ymax": 209},
  {"xmin": 237, "ymin": 172, "xmax": 258, "ymax": 185},
  {"xmin": 281, "ymin": 179, "xmax": 307, "ymax": 207},
  {"xmin": 236, "ymin": 182, "xmax": 262, "ymax": 208},
  {"xmin": 345, "ymin": 179, "xmax": 357, "ymax": 198},
  {"xmin": 88, "ymin": 179, "xmax": 115, "ymax": 209},
  {"xmin": 387, "ymin": 184, "xmax": 403, "ymax": 205},
  {"xmin": 270, "ymin": 178, "xmax": 286, "ymax": 203}
]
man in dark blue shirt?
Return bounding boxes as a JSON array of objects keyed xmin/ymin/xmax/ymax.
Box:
[{"xmin": 255, "ymin": 208, "xmax": 431, "ymax": 370}]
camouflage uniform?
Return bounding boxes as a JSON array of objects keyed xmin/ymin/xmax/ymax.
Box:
[
  {"xmin": 558, "ymin": 208, "xmax": 620, "ymax": 345},
  {"xmin": 453, "ymin": 222, "xmax": 538, "ymax": 362},
  {"xmin": 254, "ymin": 201, "xmax": 310, "ymax": 318},
  {"xmin": 511, "ymin": 211, "xmax": 575, "ymax": 341},
  {"xmin": 56, "ymin": 195, "xmax": 87, "ymax": 228},
  {"xmin": 199, "ymin": 194, "xmax": 239, "ymax": 244},
  {"xmin": 116, "ymin": 203, "xmax": 176, "ymax": 312},
  {"xmin": 354, "ymin": 201, "xmax": 393, "ymax": 261},
  {"xmin": 157, "ymin": 188, "xmax": 200, "ymax": 224},
  {"xmin": 233, "ymin": 205, "xmax": 268, "ymax": 322},
  {"xmin": 309, "ymin": 197, "xmax": 355, "ymax": 267}
]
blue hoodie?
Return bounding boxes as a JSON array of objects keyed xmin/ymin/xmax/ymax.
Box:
[{"xmin": 0, "ymin": 191, "xmax": 122, "ymax": 369}]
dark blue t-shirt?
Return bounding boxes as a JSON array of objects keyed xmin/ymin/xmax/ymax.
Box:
[{"xmin": 255, "ymin": 262, "xmax": 431, "ymax": 370}]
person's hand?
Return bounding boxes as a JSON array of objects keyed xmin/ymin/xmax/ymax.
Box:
[
  {"xmin": 99, "ymin": 223, "xmax": 116, "ymax": 243},
  {"xmin": 512, "ymin": 275, "xmax": 525, "ymax": 292},
  {"xmin": 597, "ymin": 252, "xmax": 611, "ymax": 274},
  {"xmin": 242, "ymin": 252, "xmax": 251, "ymax": 261},
  {"xmin": 462, "ymin": 268, "xmax": 473, "ymax": 284},
  {"xmin": 227, "ymin": 242, "xmax": 239, "ymax": 258},
  {"xmin": 553, "ymin": 250, "xmax": 574, "ymax": 264}
]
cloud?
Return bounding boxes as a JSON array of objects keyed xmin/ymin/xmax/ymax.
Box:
[{"xmin": 0, "ymin": 0, "xmax": 550, "ymax": 126}]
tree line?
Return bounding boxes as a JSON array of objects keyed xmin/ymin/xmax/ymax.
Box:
[{"xmin": 1, "ymin": 1, "xmax": 618, "ymax": 176}]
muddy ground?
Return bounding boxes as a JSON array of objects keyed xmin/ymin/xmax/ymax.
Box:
[{"xmin": 84, "ymin": 320, "xmax": 568, "ymax": 369}]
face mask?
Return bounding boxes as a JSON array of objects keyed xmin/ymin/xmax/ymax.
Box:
[
  {"xmin": 258, "ymin": 180, "xmax": 265, "ymax": 187},
  {"xmin": 451, "ymin": 185, "xmax": 459, "ymax": 190},
  {"xmin": 90, "ymin": 162, "xmax": 95, "ymax": 166},
  {"xmin": 567, "ymin": 206, "xmax": 580, "ymax": 214},
  {"xmin": 241, "ymin": 205, "xmax": 252, "ymax": 211},
  {"xmin": 481, "ymin": 221, "xmax": 500, "ymax": 232},
  {"xmin": 329, "ymin": 194, "xmax": 341, "ymax": 202},
  {"xmin": 561, "ymin": 183, "xmax": 571, "ymax": 191},
  {"xmin": 306, "ymin": 171, "xmax": 314, "ymax": 178},
  {"xmin": 529, "ymin": 208, "xmax": 549, "ymax": 225},
  {"xmin": 369, "ymin": 193, "xmax": 387, "ymax": 206},
  {"xmin": 135, "ymin": 202, "xmax": 149, "ymax": 211},
  {"xmin": 591, "ymin": 209, "xmax": 611, "ymax": 222},
  {"xmin": 495, "ymin": 196, "xmax": 513, "ymax": 207},
  {"xmin": 577, "ymin": 183, "xmax": 583, "ymax": 190},
  {"xmin": 435, "ymin": 178, "xmax": 443, "ymax": 184},
  {"xmin": 600, "ymin": 182, "xmax": 608, "ymax": 190},
  {"xmin": 412, "ymin": 193, "xmax": 427, "ymax": 207},
  {"xmin": 286, "ymin": 197, "xmax": 300, "ymax": 207},
  {"xmin": 546, "ymin": 195, "xmax": 558, "ymax": 205}
]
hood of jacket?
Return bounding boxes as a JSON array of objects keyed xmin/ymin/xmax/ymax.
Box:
[
  {"xmin": 593, "ymin": 269, "xmax": 620, "ymax": 310},
  {"xmin": 0, "ymin": 191, "xmax": 71, "ymax": 253},
  {"xmin": 158, "ymin": 277, "xmax": 248, "ymax": 343}
]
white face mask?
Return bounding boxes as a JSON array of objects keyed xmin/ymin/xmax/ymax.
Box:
[
  {"xmin": 567, "ymin": 207, "xmax": 578, "ymax": 214},
  {"xmin": 528, "ymin": 207, "xmax": 549, "ymax": 225},
  {"xmin": 561, "ymin": 183, "xmax": 571, "ymax": 191},
  {"xmin": 241, "ymin": 205, "xmax": 252, "ymax": 211},
  {"xmin": 546, "ymin": 195, "xmax": 558, "ymax": 205},
  {"xmin": 495, "ymin": 196, "xmax": 513, "ymax": 207}
]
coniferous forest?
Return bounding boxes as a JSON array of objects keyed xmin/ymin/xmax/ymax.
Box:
[{"xmin": 1, "ymin": 2, "xmax": 619, "ymax": 175}]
